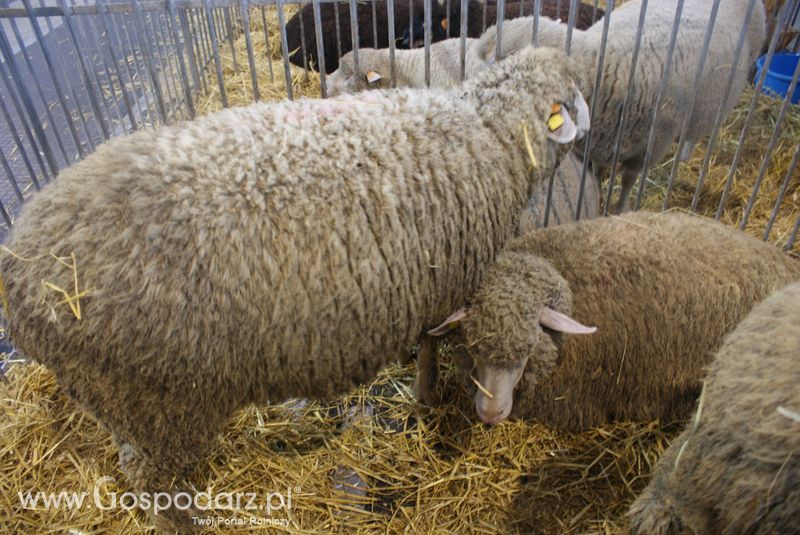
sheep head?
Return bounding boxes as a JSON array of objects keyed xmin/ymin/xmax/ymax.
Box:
[
  {"xmin": 327, "ymin": 51, "xmax": 392, "ymax": 95},
  {"xmin": 427, "ymin": 252, "xmax": 596, "ymax": 425}
]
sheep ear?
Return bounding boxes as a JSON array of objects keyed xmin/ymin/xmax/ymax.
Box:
[
  {"xmin": 572, "ymin": 88, "xmax": 591, "ymax": 139},
  {"xmin": 441, "ymin": 18, "xmax": 448, "ymax": 30},
  {"xmin": 365, "ymin": 70, "xmax": 383, "ymax": 84},
  {"xmin": 428, "ymin": 307, "xmax": 467, "ymax": 336},
  {"xmin": 546, "ymin": 105, "xmax": 578, "ymax": 144},
  {"xmin": 539, "ymin": 307, "xmax": 597, "ymax": 334}
]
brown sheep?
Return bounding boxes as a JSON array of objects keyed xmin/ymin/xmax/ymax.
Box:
[
  {"xmin": 629, "ymin": 281, "xmax": 800, "ymax": 534},
  {"xmin": 424, "ymin": 212, "xmax": 800, "ymax": 430},
  {"xmin": 0, "ymin": 47, "xmax": 589, "ymax": 531}
]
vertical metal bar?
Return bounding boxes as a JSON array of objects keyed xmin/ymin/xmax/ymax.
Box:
[
  {"xmin": 446, "ymin": 0, "xmax": 451, "ymax": 37},
  {"xmin": 53, "ymin": 0, "xmax": 112, "ymax": 143},
  {"xmin": 715, "ymin": 4, "xmax": 794, "ymax": 219},
  {"xmin": 575, "ymin": 0, "xmax": 613, "ymax": 219},
  {"xmin": 193, "ymin": 7, "xmax": 211, "ymax": 67},
  {"xmin": 132, "ymin": 0, "xmax": 168, "ymax": 123},
  {"xmin": 565, "ymin": 0, "xmax": 577, "ymax": 53},
  {"xmin": 661, "ymin": 0, "xmax": 722, "ymax": 211},
  {"xmin": 311, "ymin": 0, "xmax": 328, "ymax": 96},
  {"xmin": 223, "ymin": 7, "xmax": 238, "ymax": 71},
  {"xmin": 408, "ymin": 0, "xmax": 414, "ymax": 50},
  {"xmin": 1, "ymin": 146, "xmax": 25, "ymax": 204},
  {"xmin": 460, "ymin": 0, "xmax": 468, "ymax": 80},
  {"xmin": 179, "ymin": 9, "xmax": 201, "ymax": 92},
  {"xmin": 764, "ymin": 143, "xmax": 800, "ymax": 241},
  {"xmin": 603, "ymin": 0, "xmax": 648, "ymax": 215},
  {"xmin": 115, "ymin": 8, "xmax": 158, "ymax": 126},
  {"xmin": 333, "ymin": 0, "xmax": 343, "ymax": 59},
  {"xmin": 144, "ymin": 11, "xmax": 178, "ymax": 120},
  {"xmin": 34, "ymin": 0, "xmax": 95, "ymax": 150},
  {"xmin": 482, "ymin": 0, "xmax": 488, "ymax": 33},
  {"xmin": 372, "ymin": 0, "xmax": 379, "ymax": 47},
  {"xmin": 592, "ymin": 0, "xmax": 600, "ymax": 24},
  {"xmin": 424, "ymin": 0, "xmax": 431, "ymax": 86},
  {"xmin": 785, "ymin": 216, "xmax": 800, "ymax": 252},
  {"xmin": 495, "ymin": 0, "xmax": 505, "ymax": 61},
  {"xmin": 689, "ymin": 0, "xmax": 758, "ymax": 212},
  {"xmin": 202, "ymin": 0, "xmax": 229, "ymax": 107},
  {"xmin": 6, "ymin": 16, "xmax": 70, "ymax": 163},
  {"xmin": 739, "ymin": 59, "xmax": 800, "ymax": 230},
  {"xmin": 95, "ymin": 0, "xmax": 138, "ymax": 131},
  {"xmin": 239, "ymin": 0, "xmax": 260, "ymax": 101},
  {"xmin": 275, "ymin": 0, "xmax": 294, "ymax": 100},
  {"xmin": 532, "ymin": 0, "xmax": 542, "ymax": 45},
  {"xmin": 0, "ymin": 70, "xmax": 45, "ymax": 188},
  {"xmin": 0, "ymin": 196, "xmax": 12, "ymax": 229},
  {"xmin": 348, "ymin": 0, "xmax": 361, "ymax": 82},
  {"xmin": 387, "ymin": 0, "xmax": 396, "ymax": 87},
  {"xmin": 297, "ymin": 9, "xmax": 310, "ymax": 80},
  {"xmin": 630, "ymin": 0, "xmax": 686, "ymax": 210},
  {"xmin": 0, "ymin": 29, "xmax": 56, "ymax": 179},
  {"xmin": 156, "ymin": 9, "xmax": 187, "ymax": 119},
  {"xmin": 259, "ymin": 6, "xmax": 275, "ymax": 83},
  {"xmin": 80, "ymin": 8, "xmax": 120, "ymax": 133},
  {"xmin": 167, "ymin": 0, "xmax": 197, "ymax": 118}
]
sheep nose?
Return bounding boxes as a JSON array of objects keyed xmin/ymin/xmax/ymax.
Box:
[{"xmin": 477, "ymin": 406, "xmax": 508, "ymax": 425}]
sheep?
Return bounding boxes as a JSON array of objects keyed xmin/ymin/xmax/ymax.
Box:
[
  {"xmin": 0, "ymin": 46, "xmax": 589, "ymax": 531},
  {"xmin": 628, "ymin": 281, "xmax": 800, "ymax": 534},
  {"xmin": 284, "ymin": 0, "xmax": 425, "ymax": 74},
  {"xmin": 423, "ymin": 212, "xmax": 800, "ymax": 430},
  {"xmin": 401, "ymin": 0, "xmax": 603, "ymax": 48},
  {"xmin": 475, "ymin": 0, "xmax": 766, "ymax": 212}
]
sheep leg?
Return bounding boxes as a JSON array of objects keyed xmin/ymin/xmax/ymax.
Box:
[
  {"xmin": 414, "ymin": 336, "xmax": 440, "ymax": 406},
  {"xmin": 613, "ymin": 166, "xmax": 640, "ymax": 214}
]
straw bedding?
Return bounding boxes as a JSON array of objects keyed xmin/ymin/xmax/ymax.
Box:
[{"xmin": 1, "ymin": 5, "xmax": 797, "ymax": 534}]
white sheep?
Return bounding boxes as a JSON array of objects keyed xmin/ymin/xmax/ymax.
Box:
[
  {"xmin": 0, "ymin": 46, "xmax": 589, "ymax": 531},
  {"xmin": 476, "ymin": 0, "xmax": 766, "ymax": 212}
]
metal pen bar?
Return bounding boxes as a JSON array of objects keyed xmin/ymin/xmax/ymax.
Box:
[
  {"xmin": 144, "ymin": 11, "xmax": 179, "ymax": 120},
  {"xmin": 96, "ymin": 0, "xmax": 138, "ymax": 130},
  {"xmin": 424, "ymin": 0, "xmax": 431, "ymax": 87},
  {"xmin": 259, "ymin": 6, "xmax": 275, "ymax": 82},
  {"xmin": 132, "ymin": 0, "xmax": 169, "ymax": 123},
  {"xmin": 482, "ymin": 0, "xmax": 487, "ymax": 33},
  {"xmin": 156, "ymin": 9, "xmax": 187, "ymax": 119},
  {"xmin": 592, "ymin": 0, "xmax": 599, "ymax": 24},
  {"xmin": 0, "ymin": 29, "xmax": 57, "ymax": 179},
  {"xmin": 604, "ymin": 0, "xmax": 648, "ymax": 215},
  {"xmin": 297, "ymin": 8, "xmax": 310, "ymax": 79},
  {"xmin": 575, "ymin": 0, "xmax": 614, "ymax": 219},
  {"xmin": 532, "ymin": 0, "xmax": 541, "ymax": 45},
  {"xmin": 631, "ymin": 0, "xmax": 685, "ymax": 210},
  {"xmin": 311, "ymin": 0, "xmax": 328, "ymax": 96},
  {"xmin": 715, "ymin": 4, "xmax": 793, "ymax": 219},
  {"xmin": 348, "ymin": 0, "xmax": 360, "ymax": 83},
  {"xmin": 37, "ymin": 0, "xmax": 96, "ymax": 147},
  {"xmin": 0, "ymin": 197, "xmax": 12, "ymax": 228},
  {"xmin": 739, "ymin": 57, "xmax": 800, "ymax": 231},
  {"xmin": 785, "ymin": 215, "xmax": 800, "ymax": 253},
  {"xmin": 275, "ymin": 0, "xmax": 294, "ymax": 99},
  {"xmin": 223, "ymin": 7, "xmax": 238, "ymax": 71},
  {"xmin": 6, "ymin": 15, "xmax": 70, "ymax": 162},
  {"xmin": 116, "ymin": 8, "xmax": 158, "ymax": 126},
  {"xmin": 167, "ymin": 0, "xmax": 197, "ymax": 118},
  {"xmin": 1, "ymin": 144, "xmax": 27, "ymax": 203},
  {"xmin": 239, "ymin": 0, "xmax": 261, "ymax": 101},
  {"xmin": 202, "ymin": 0, "xmax": 229, "ymax": 107},
  {"xmin": 57, "ymin": 4, "xmax": 110, "ymax": 144},
  {"xmin": 459, "ymin": 0, "xmax": 467, "ymax": 80},
  {"xmin": 0, "ymin": 82, "xmax": 47, "ymax": 192},
  {"xmin": 191, "ymin": 7, "xmax": 212, "ymax": 92},
  {"xmin": 387, "ymin": 0, "xmax": 396, "ymax": 87},
  {"xmin": 79, "ymin": 9, "xmax": 123, "ymax": 135},
  {"xmin": 565, "ymin": 0, "xmax": 577, "ymax": 53},
  {"xmin": 179, "ymin": 8, "xmax": 202, "ymax": 91},
  {"xmin": 662, "ymin": 0, "xmax": 722, "ymax": 211},
  {"xmin": 446, "ymin": 0, "xmax": 451, "ymax": 37},
  {"xmin": 371, "ymin": 0, "xmax": 378, "ymax": 47},
  {"xmin": 764, "ymin": 142, "xmax": 800, "ymax": 241},
  {"xmin": 495, "ymin": 0, "xmax": 505, "ymax": 61},
  {"xmin": 333, "ymin": 0, "xmax": 343, "ymax": 59},
  {"xmin": 690, "ymin": 0, "xmax": 758, "ymax": 212},
  {"xmin": 408, "ymin": 0, "xmax": 413, "ymax": 50}
]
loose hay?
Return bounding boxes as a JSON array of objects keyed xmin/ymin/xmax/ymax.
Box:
[{"xmin": 1, "ymin": 6, "xmax": 797, "ymax": 534}]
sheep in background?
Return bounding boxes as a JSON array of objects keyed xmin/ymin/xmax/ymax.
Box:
[
  {"xmin": 284, "ymin": 0, "xmax": 426, "ymax": 73},
  {"xmin": 0, "ymin": 47, "xmax": 589, "ymax": 531},
  {"xmin": 476, "ymin": 0, "xmax": 766, "ymax": 212},
  {"xmin": 424, "ymin": 212, "xmax": 800, "ymax": 429},
  {"xmin": 401, "ymin": 0, "xmax": 603, "ymax": 48},
  {"xmin": 629, "ymin": 281, "xmax": 800, "ymax": 534}
]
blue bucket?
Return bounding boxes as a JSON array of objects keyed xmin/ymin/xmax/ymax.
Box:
[{"xmin": 755, "ymin": 53, "xmax": 800, "ymax": 104}]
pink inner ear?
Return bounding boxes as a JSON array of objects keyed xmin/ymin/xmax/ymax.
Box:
[
  {"xmin": 539, "ymin": 307, "xmax": 597, "ymax": 334},
  {"xmin": 428, "ymin": 307, "xmax": 467, "ymax": 336}
]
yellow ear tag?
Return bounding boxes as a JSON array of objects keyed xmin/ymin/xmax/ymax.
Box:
[
  {"xmin": 441, "ymin": 18, "xmax": 448, "ymax": 30},
  {"xmin": 365, "ymin": 70, "xmax": 382, "ymax": 84},
  {"xmin": 548, "ymin": 112, "xmax": 565, "ymax": 131}
]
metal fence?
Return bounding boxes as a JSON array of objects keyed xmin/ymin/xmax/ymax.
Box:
[{"xmin": 0, "ymin": 0, "xmax": 799, "ymax": 249}]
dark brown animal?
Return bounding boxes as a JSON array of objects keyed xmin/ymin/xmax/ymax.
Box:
[{"xmin": 629, "ymin": 281, "xmax": 800, "ymax": 534}]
